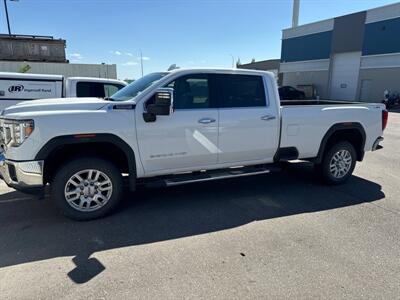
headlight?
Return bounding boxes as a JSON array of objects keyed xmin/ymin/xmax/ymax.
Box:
[{"xmin": 1, "ymin": 119, "xmax": 34, "ymax": 147}]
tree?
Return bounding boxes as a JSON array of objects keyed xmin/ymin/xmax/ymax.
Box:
[
  {"xmin": 17, "ymin": 64, "xmax": 31, "ymax": 73},
  {"xmin": 251, "ymin": 58, "xmax": 256, "ymax": 63},
  {"xmin": 167, "ymin": 64, "xmax": 179, "ymax": 71},
  {"xmin": 236, "ymin": 58, "xmax": 241, "ymax": 68}
]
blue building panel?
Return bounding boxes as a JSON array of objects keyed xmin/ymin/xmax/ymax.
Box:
[
  {"xmin": 281, "ymin": 31, "xmax": 332, "ymax": 62},
  {"xmin": 363, "ymin": 17, "xmax": 400, "ymax": 55}
]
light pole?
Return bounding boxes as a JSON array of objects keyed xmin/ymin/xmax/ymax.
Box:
[
  {"xmin": 3, "ymin": 0, "xmax": 18, "ymax": 36},
  {"xmin": 140, "ymin": 50, "xmax": 144, "ymax": 77},
  {"xmin": 292, "ymin": 0, "xmax": 300, "ymax": 28},
  {"xmin": 230, "ymin": 54, "xmax": 235, "ymax": 68}
]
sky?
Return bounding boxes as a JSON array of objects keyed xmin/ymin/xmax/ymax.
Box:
[{"xmin": 1, "ymin": 0, "xmax": 398, "ymax": 79}]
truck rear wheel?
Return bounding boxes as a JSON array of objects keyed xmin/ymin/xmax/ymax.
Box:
[
  {"xmin": 318, "ymin": 141, "xmax": 356, "ymax": 185},
  {"xmin": 51, "ymin": 157, "xmax": 123, "ymax": 221}
]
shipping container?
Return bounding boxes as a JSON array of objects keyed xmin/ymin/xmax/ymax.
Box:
[{"xmin": 0, "ymin": 34, "xmax": 66, "ymax": 63}]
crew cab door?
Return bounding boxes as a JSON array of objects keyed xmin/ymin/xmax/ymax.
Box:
[
  {"xmin": 216, "ymin": 74, "xmax": 279, "ymax": 164},
  {"xmin": 135, "ymin": 74, "xmax": 219, "ymax": 174}
]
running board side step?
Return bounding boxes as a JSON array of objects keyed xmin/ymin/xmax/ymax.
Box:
[
  {"xmin": 143, "ymin": 164, "xmax": 280, "ymax": 188},
  {"xmin": 165, "ymin": 169, "xmax": 271, "ymax": 186}
]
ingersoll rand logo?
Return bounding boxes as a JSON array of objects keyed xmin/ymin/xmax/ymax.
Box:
[{"xmin": 8, "ymin": 85, "xmax": 24, "ymax": 93}]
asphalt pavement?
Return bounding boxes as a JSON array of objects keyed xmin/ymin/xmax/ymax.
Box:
[{"xmin": 0, "ymin": 112, "xmax": 399, "ymax": 299}]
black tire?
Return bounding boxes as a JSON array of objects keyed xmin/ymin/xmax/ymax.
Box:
[
  {"xmin": 317, "ymin": 141, "xmax": 357, "ymax": 185},
  {"xmin": 51, "ymin": 157, "xmax": 123, "ymax": 221}
]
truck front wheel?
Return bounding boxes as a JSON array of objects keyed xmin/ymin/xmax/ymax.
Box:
[
  {"xmin": 51, "ymin": 157, "xmax": 123, "ymax": 221},
  {"xmin": 318, "ymin": 141, "xmax": 357, "ymax": 185}
]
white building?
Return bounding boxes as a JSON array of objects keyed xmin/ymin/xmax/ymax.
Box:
[
  {"xmin": 0, "ymin": 61, "xmax": 117, "ymax": 79},
  {"xmin": 0, "ymin": 34, "xmax": 117, "ymax": 79},
  {"xmin": 280, "ymin": 2, "xmax": 400, "ymax": 102}
]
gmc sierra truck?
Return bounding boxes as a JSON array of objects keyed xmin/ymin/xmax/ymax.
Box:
[{"xmin": 0, "ymin": 69, "xmax": 387, "ymax": 220}]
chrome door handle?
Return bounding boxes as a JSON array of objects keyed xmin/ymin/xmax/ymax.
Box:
[
  {"xmin": 261, "ymin": 115, "xmax": 276, "ymax": 121},
  {"xmin": 198, "ymin": 118, "xmax": 216, "ymax": 124}
]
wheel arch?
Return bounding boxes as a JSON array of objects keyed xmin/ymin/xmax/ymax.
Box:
[
  {"xmin": 35, "ymin": 133, "xmax": 137, "ymax": 190},
  {"xmin": 314, "ymin": 122, "xmax": 366, "ymax": 164}
]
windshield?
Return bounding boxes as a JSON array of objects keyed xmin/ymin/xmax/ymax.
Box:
[{"xmin": 109, "ymin": 72, "xmax": 168, "ymax": 101}]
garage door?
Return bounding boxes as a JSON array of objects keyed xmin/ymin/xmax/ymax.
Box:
[{"xmin": 330, "ymin": 52, "xmax": 361, "ymax": 100}]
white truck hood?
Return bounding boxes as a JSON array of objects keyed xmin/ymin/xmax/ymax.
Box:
[{"xmin": 1, "ymin": 97, "xmax": 110, "ymax": 116}]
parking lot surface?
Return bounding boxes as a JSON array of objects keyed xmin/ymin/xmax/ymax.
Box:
[{"xmin": 0, "ymin": 113, "xmax": 399, "ymax": 299}]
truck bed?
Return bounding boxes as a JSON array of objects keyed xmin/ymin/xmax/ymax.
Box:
[
  {"xmin": 279, "ymin": 101, "xmax": 384, "ymax": 160},
  {"xmin": 281, "ymin": 99, "xmax": 368, "ymax": 106}
]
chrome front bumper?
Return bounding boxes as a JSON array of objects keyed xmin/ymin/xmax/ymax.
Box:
[{"xmin": 0, "ymin": 154, "xmax": 44, "ymax": 189}]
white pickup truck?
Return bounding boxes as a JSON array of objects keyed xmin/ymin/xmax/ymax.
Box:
[
  {"xmin": 0, "ymin": 72, "xmax": 127, "ymax": 110},
  {"xmin": 0, "ymin": 69, "xmax": 387, "ymax": 220}
]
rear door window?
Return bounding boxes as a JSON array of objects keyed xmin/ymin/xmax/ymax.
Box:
[
  {"xmin": 76, "ymin": 82, "xmax": 105, "ymax": 98},
  {"xmin": 216, "ymin": 74, "xmax": 266, "ymax": 108},
  {"xmin": 76, "ymin": 82, "xmax": 125, "ymax": 98},
  {"xmin": 104, "ymin": 84, "xmax": 125, "ymax": 98}
]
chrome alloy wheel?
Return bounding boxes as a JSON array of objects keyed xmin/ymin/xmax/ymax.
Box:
[
  {"xmin": 329, "ymin": 149, "xmax": 352, "ymax": 178},
  {"xmin": 64, "ymin": 169, "xmax": 113, "ymax": 212}
]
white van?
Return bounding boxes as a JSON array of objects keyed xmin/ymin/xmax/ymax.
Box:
[{"xmin": 0, "ymin": 72, "xmax": 127, "ymax": 110}]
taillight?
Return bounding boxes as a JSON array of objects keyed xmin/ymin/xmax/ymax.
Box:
[{"xmin": 382, "ymin": 109, "xmax": 388, "ymax": 131}]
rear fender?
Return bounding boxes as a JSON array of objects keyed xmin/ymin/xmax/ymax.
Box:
[{"xmin": 314, "ymin": 123, "xmax": 366, "ymax": 164}]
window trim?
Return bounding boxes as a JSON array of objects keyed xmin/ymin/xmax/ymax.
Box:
[
  {"xmin": 262, "ymin": 75, "xmax": 270, "ymax": 108},
  {"xmin": 152, "ymin": 72, "xmax": 270, "ymax": 111}
]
